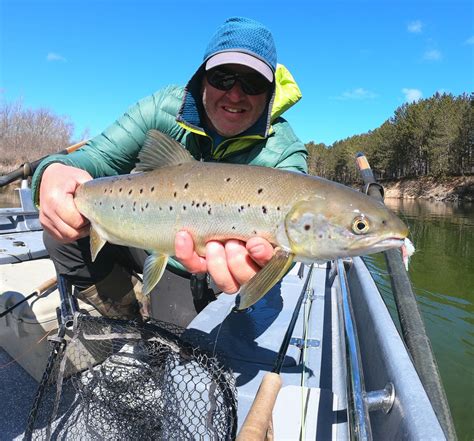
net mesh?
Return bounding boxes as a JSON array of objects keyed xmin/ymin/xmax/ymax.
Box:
[{"xmin": 25, "ymin": 313, "xmax": 237, "ymax": 440}]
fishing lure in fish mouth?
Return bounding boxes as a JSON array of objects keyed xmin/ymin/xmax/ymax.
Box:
[{"xmin": 75, "ymin": 130, "xmax": 409, "ymax": 311}]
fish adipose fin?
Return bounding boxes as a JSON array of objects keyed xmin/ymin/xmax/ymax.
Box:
[
  {"xmin": 90, "ymin": 226, "xmax": 107, "ymax": 262},
  {"xmin": 142, "ymin": 253, "xmax": 169, "ymax": 295},
  {"xmin": 237, "ymin": 249, "xmax": 295, "ymax": 310},
  {"xmin": 135, "ymin": 129, "xmax": 196, "ymax": 172}
]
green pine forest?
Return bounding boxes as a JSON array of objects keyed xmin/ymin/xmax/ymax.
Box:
[{"xmin": 306, "ymin": 92, "xmax": 473, "ymax": 184}]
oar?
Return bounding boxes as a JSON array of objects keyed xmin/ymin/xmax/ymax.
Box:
[
  {"xmin": 0, "ymin": 140, "xmax": 88, "ymax": 187},
  {"xmin": 237, "ymin": 265, "xmax": 314, "ymax": 441},
  {"xmin": 0, "ymin": 276, "xmax": 57, "ymax": 318},
  {"xmin": 355, "ymin": 152, "xmax": 457, "ymax": 441}
]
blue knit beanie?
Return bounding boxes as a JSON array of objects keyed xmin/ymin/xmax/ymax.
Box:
[{"xmin": 203, "ymin": 17, "xmax": 277, "ymax": 81}]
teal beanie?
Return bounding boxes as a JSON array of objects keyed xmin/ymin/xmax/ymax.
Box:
[{"xmin": 203, "ymin": 17, "xmax": 277, "ymax": 75}]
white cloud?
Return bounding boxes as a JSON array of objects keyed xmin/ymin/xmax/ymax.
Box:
[
  {"xmin": 402, "ymin": 88, "xmax": 423, "ymax": 102},
  {"xmin": 423, "ymin": 49, "xmax": 442, "ymax": 61},
  {"xmin": 407, "ymin": 20, "xmax": 423, "ymax": 33},
  {"xmin": 46, "ymin": 52, "xmax": 66, "ymax": 62},
  {"xmin": 334, "ymin": 88, "xmax": 378, "ymax": 100},
  {"xmin": 466, "ymin": 36, "xmax": 474, "ymax": 45}
]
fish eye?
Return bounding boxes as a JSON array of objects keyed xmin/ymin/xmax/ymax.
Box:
[{"xmin": 352, "ymin": 216, "xmax": 370, "ymax": 234}]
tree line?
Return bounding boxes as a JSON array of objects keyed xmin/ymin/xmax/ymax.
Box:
[
  {"xmin": 307, "ymin": 93, "xmax": 473, "ymax": 184},
  {"xmin": 0, "ymin": 100, "xmax": 84, "ymax": 175},
  {"xmin": 1, "ymin": 93, "xmax": 472, "ymax": 183}
]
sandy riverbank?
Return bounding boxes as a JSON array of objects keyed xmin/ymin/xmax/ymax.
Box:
[{"xmin": 381, "ymin": 175, "xmax": 474, "ymax": 202}]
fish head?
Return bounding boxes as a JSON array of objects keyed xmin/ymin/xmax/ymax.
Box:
[{"xmin": 282, "ymin": 194, "xmax": 409, "ymax": 261}]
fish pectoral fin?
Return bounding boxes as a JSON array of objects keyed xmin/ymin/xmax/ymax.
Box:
[
  {"xmin": 89, "ymin": 226, "xmax": 107, "ymax": 262},
  {"xmin": 142, "ymin": 253, "xmax": 169, "ymax": 295},
  {"xmin": 237, "ymin": 249, "xmax": 295, "ymax": 310}
]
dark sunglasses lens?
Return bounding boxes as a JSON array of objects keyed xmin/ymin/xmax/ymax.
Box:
[
  {"xmin": 238, "ymin": 74, "xmax": 270, "ymax": 95},
  {"xmin": 207, "ymin": 70, "xmax": 236, "ymax": 91},
  {"xmin": 207, "ymin": 69, "xmax": 270, "ymax": 95}
]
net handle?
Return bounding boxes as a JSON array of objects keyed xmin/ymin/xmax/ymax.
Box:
[{"xmin": 236, "ymin": 372, "xmax": 282, "ymax": 441}]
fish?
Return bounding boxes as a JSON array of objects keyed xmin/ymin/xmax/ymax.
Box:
[{"xmin": 74, "ymin": 130, "xmax": 409, "ymax": 310}]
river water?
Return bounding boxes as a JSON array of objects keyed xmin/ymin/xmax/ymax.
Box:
[{"xmin": 1, "ymin": 190, "xmax": 473, "ymax": 439}]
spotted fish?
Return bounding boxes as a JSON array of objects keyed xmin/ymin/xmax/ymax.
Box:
[{"xmin": 74, "ymin": 130, "xmax": 409, "ymax": 309}]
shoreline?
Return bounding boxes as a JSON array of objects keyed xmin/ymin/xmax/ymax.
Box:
[{"xmin": 380, "ymin": 175, "xmax": 474, "ymax": 202}]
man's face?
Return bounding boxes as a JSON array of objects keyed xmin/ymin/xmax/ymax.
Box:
[{"xmin": 202, "ymin": 64, "xmax": 271, "ymax": 138}]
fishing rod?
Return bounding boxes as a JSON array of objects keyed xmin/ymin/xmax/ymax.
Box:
[
  {"xmin": 355, "ymin": 152, "xmax": 457, "ymax": 441},
  {"xmin": 0, "ymin": 277, "xmax": 57, "ymax": 318},
  {"xmin": 237, "ymin": 264, "xmax": 314, "ymax": 441},
  {"xmin": 0, "ymin": 139, "xmax": 88, "ymax": 188}
]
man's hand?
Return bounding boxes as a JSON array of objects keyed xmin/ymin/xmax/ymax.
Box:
[
  {"xmin": 175, "ymin": 231, "xmax": 274, "ymax": 293},
  {"xmin": 39, "ymin": 163, "xmax": 92, "ymax": 242}
]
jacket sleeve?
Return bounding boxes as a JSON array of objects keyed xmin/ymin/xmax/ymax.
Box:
[
  {"xmin": 258, "ymin": 118, "xmax": 308, "ymax": 174},
  {"xmin": 31, "ymin": 87, "xmax": 180, "ymax": 206}
]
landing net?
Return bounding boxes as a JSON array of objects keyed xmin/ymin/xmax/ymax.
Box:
[{"xmin": 25, "ymin": 314, "xmax": 237, "ymax": 440}]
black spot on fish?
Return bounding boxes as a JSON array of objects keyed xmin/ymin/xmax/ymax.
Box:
[
  {"xmin": 119, "ymin": 188, "xmax": 123, "ymax": 193},
  {"xmin": 109, "ymin": 189, "xmax": 112, "ymax": 193},
  {"xmin": 226, "ymin": 177, "xmax": 231, "ymax": 182},
  {"xmin": 196, "ymin": 203, "xmax": 200, "ymax": 208},
  {"xmin": 232, "ymin": 226, "xmax": 236, "ymax": 230},
  {"xmin": 173, "ymin": 191, "xmax": 177, "ymax": 198},
  {"xmin": 202, "ymin": 202, "xmax": 207, "ymax": 207},
  {"xmin": 258, "ymin": 188, "xmax": 263, "ymax": 194},
  {"xmin": 140, "ymin": 188, "xmax": 143, "ymax": 194},
  {"xmin": 318, "ymin": 234, "xmax": 323, "ymax": 239},
  {"xmin": 192, "ymin": 201, "xmax": 195, "ymax": 206},
  {"xmin": 253, "ymin": 230, "xmax": 257, "ymax": 235},
  {"xmin": 183, "ymin": 205, "xmax": 187, "ymax": 211},
  {"xmin": 145, "ymin": 203, "xmax": 149, "ymax": 209},
  {"xmin": 169, "ymin": 206, "xmax": 173, "ymax": 211},
  {"xmin": 304, "ymin": 224, "xmax": 311, "ymax": 231},
  {"xmin": 128, "ymin": 189, "xmax": 133, "ymax": 195},
  {"xmin": 120, "ymin": 204, "xmax": 124, "ymax": 208},
  {"xmin": 141, "ymin": 207, "xmax": 144, "ymax": 212},
  {"xmin": 151, "ymin": 186, "xmax": 155, "ymax": 192},
  {"xmin": 133, "ymin": 201, "xmax": 137, "ymax": 207},
  {"xmin": 99, "ymin": 202, "xmax": 102, "ymax": 206},
  {"xmin": 247, "ymin": 204, "xmax": 251, "ymax": 208},
  {"xmin": 262, "ymin": 206, "xmax": 268, "ymax": 214},
  {"xmin": 241, "ymin": 205, "xmax": 245, "ymax": 211},
  {"xmin": 208, "ymin": 208, "xmax": 212, "ymax": 215},
  {"xmin": 277, "ymin": 206, "xmax": 281, "ymax": 211},
  {"xmin": 104, "ymin": 189, "xmax": 107, "ymax": 194},
  {"xmin": 112, "ymin": 206, "xmax": 115, "ymax": 210},
  {"xmin": 184, "ymin": 183, "xmax": 189, "ymax": 189}
]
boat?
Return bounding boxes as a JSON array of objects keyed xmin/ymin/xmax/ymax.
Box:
[{"xmin": 0, "ymin": 176, "xmax": 451, "ymax": 440}]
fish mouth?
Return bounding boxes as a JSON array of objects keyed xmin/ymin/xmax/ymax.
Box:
[
  {"xmin": 369, "ymin": 237, "xmax": 405, "ymax": 251},
  {"xmin": 349, "ymin": 235, "xmax": 405, "ymax": 254}
]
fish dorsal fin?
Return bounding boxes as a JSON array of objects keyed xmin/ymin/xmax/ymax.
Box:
[{"xmin": 136, "ymin": 129, "xmax": 196, "ymax": 171}]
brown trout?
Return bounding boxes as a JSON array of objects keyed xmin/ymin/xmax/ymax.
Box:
[{"xmin": 74, "ymin": 130, "xmax": 408, "ymax": 309}]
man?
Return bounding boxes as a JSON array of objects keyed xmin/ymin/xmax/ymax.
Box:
[{"xmin": 32, "ymin": 17, "xmax": 307, "ymax": 319}]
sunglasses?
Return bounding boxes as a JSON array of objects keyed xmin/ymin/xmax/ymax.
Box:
[{"xmin": 205, "ymin": 68, "xmax": 272, "ymax": 95}]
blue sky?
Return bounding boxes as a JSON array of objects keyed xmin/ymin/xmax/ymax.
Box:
[{"xmin": 1, "ymin": 0, "xmax": 473, "ymax": 146}]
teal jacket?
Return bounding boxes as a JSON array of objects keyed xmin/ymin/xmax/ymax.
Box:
[{"xmin": 32, "ymin": 64, "xmax": 307, "ymax": 203}]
